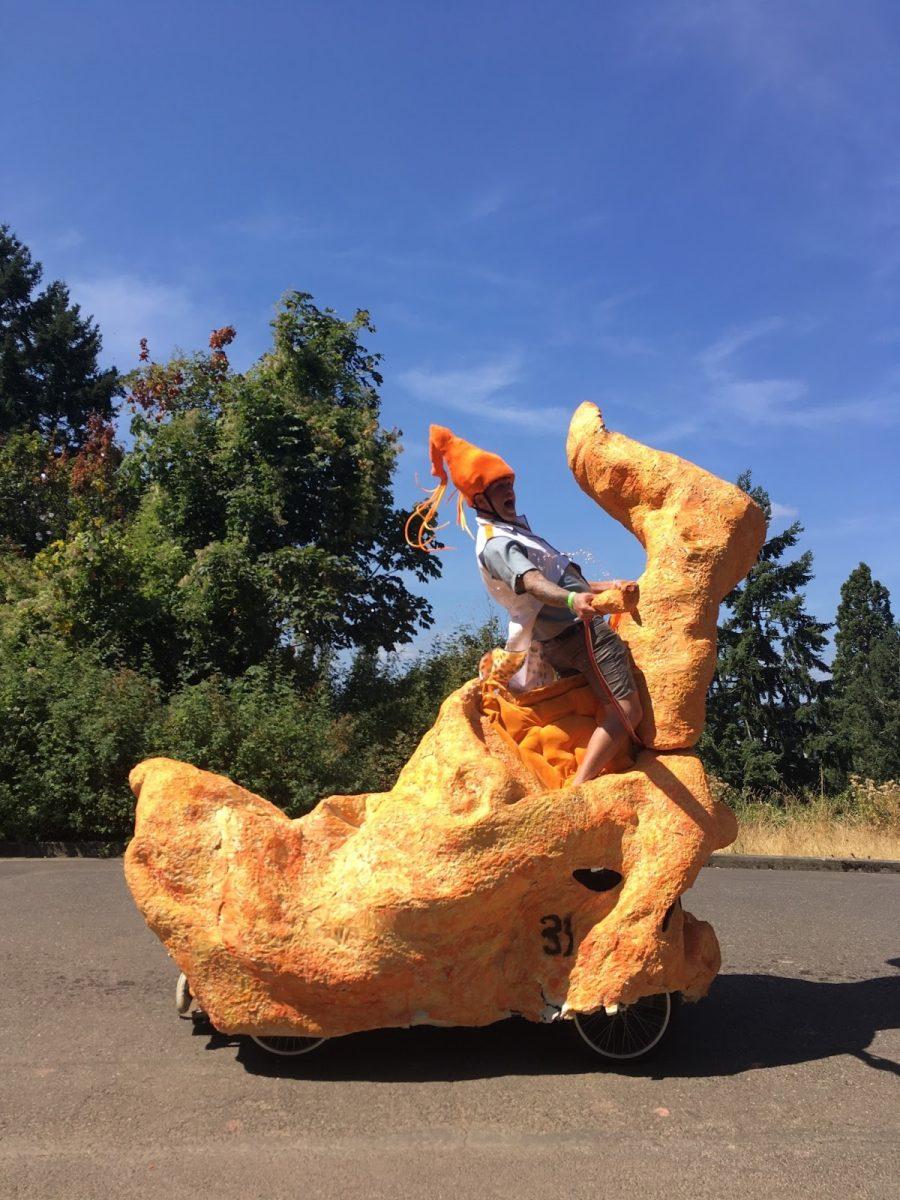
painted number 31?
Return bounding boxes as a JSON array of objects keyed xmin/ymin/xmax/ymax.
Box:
[{"xmin": 540, "ymin": 913, "xmax": 574, "ymax": 957}]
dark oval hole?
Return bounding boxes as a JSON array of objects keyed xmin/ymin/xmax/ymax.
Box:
[
  {"xmin": 661, "ymin": 898, "xmax": 681, "ymax": 931},
  {"xmin": 572, "ymin": 868, "xmax": 623, "ymax": 893}
]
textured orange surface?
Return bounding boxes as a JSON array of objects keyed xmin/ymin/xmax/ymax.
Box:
[
  {"xmin": 125, "ymin": 716, "xmax": 735, "ymax": 1038},
  {"xmin": 567, "ymin": 402, "xmax": 766, "ymax": 749},
  {"xmin": 588, "ymin": 581, "xmax": 640, "ymax": 616},
  {"xmin": 125, "ymin": 407, "xmax": 761, "ymax": 1038}
]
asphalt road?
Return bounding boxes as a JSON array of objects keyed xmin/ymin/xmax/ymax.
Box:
[{"xmin": 1, "ymin": 860, "xmax": 897, "ymax": 1200}]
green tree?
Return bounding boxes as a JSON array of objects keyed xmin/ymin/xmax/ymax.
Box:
[
  {"xmin": 0, "ymin": 617, "xmax": 497, "ymax": 840},
  {"xmin": 0, "ymin": 429, "xmax": 72, "ymax": 553},
  {"xmin": 827, "ymin": 563, "xmax": 900, "ymax": 783},
  {"xmin": 159, "ymin": 665, "xmax": 350, "ymax": 817},
  {"xmin": 0, "ymin": 287, "xmax": 459, "ymax": 838},
  {"xmin": 0, "ymin": 225, "xmax": 119, "ymax": 444},
  {"xmin": 15, "ymin": 295, "xmax": 440, "ymax": 684},
  {"xmin": 699, "ymin": 472, "xmax": 831, "ymax": 794},
  {"xmin": 337, "ymin": 617, "xmax": 502, "ymax": 793}
]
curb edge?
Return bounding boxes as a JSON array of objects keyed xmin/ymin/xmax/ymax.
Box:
[{"xmin": 707, "ymin": 852, "xmax": 900, "ymax": 874}]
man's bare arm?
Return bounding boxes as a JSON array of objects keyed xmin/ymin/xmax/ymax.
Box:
[{"xmin": 520, "ymin": 569, "xmax": 594, "ymax": 618}]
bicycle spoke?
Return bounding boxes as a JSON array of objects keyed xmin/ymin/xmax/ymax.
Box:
[{"xmin": 573, "ymin": 993, "xmax": 672, "ymax": 1061}]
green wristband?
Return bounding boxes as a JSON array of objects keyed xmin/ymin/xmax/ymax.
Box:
[{"xmin": 566, "ymin": 591, "xmax": 576, "ymax": 612}]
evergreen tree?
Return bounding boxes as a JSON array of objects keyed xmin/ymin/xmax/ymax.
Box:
[
  {"xmin": 699, "ymin": 472, "xmax": 831, "ymax": 794},
  {"xmin": 827, "ymin": 563, "xmax": 900, "ymax": 783},
  {"xmin": 0, "ymin": 225, "xmax": 119, "ymax": 444}
]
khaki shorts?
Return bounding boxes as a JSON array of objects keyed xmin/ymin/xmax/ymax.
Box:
[{"xmin": 540, "ymin": 617, "xmax": 636, "ymax": 702}]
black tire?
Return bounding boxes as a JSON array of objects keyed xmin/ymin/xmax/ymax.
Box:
[{"xmin": 571, "ymin": 992, "xmax": 680, "ymax": 1062}]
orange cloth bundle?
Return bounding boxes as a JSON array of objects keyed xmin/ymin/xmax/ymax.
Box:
[{"xmin": 481, "ymin": 674, "xmax": 611, "ymax": 790}]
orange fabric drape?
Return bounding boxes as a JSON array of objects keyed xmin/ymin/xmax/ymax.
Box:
[{"xmin": 482, "ymin": 674, "xmax": 607, "ymax": 790}]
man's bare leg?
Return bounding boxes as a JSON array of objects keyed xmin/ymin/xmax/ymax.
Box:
[{"xmin": 572, "ymin": 691, "xmax": 643, "ymax": 785}]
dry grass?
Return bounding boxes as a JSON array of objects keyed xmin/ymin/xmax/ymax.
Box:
[
  {"xmin": 713, "ymin": 777, "xmax": 900, "ymax": 862},
  {"xmin": 721, "ymin": 821, "xmax": 900, "ymax": 860}
]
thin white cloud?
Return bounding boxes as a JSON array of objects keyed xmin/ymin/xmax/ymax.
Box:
[
  {"xmin": 649, "ymin": 317, "xmax": 900, "ymax": 445},
  {"xmin": 636, "ymin": 1, "xmax": 848, "ymax": 117},
  {"xmin": 46, "ymin": 228, "xmax": 86, "ymax": 251},
  {"xmin": 568, "ymin": 210, "xmax": 607, "ymax": 235},
  {"xmin": 398, "ymin": 437, "xmax": 427, "ymax": 463},
  {"xmin": 331, "ymin": 245, "xmax": 538, "ymax": 296},
  {"xmin": 698, "ymin": 318, "xmax": 785, "ymax": 375},
  {"xmin": 376, "ymin": 300, "xmax": 440, "ymax": 332},
  {"xmin": 712, "ymin": 376, "xmax": 808, "ymax": 422},
  {"xmin": 770, "ymin": 501, "xmax": 799, "ymax": 520},
  {"xmin": 398, "ymin": 356, "xmax": 567, "ymax": 432},
  {"xmin": 466, "ymin": 186, "xmax": 507, "ymax": 221},
  {"xmin": 633, "ymin": 2, "xmax": 900, "ymax": 282},
  {"xmin": 593, "ymin": 288, "xmax": 648, "ymax": 320},
  {"xmin": 71, "ymin": 273, "xmax": 207, "ymax": 369},
  {"xmin": 596, "ymin": 291, "xmax": 654, "ymax": 356},
  {"xmin": 549, "ymin": 287, "xmax": 656, "ymax": 356},
  {"xmin": 697, "ymin": 319, "xmax": 900, "ymax": 432},
  {"xmin": 806, "ymin": 511, "xmax": 900, "ymax": 539},
  {"xmin": 598, "ymin": 333, "xmax": 656, "ymax": 358},
  {"xmin": 219, "ymin": 209, "xmax": 322, "ymax": 240},
  {"xmin": 871, "ymin": 327, "xmax": 900, "ymax": 346},
  {"xmin": 646, "ymin": 415, "xmax": 707, "ymax": 445}
]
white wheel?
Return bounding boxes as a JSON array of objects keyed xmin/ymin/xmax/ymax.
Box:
[
  {"xmin": 572, "ymin": 992, "xmax": 677, "ymax": 1061},
  {"xmin": 175, "ymin": 972, "xmax": 193, "ymax": 1018},
  {"xmin": 249, "ymin": 1034, "xmax": 326, "ymax": 1057}
]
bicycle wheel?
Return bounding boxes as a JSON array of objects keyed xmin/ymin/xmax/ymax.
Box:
[
  {"xmin": 572, "ymin": 992, "xmax": 678, "ymax": 1061},
  {"xmin": 249, "ymin": 1034, "xmax": 326, "ymax": 1057}
]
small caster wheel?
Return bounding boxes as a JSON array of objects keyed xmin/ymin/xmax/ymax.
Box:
[
  {"xmin": 249, "ymin": 1034, "xmax": 326, "ymax": 1057},
  {"xmin": 175, "ymin": 972, "xmax": 193, "ymax": 1018}
]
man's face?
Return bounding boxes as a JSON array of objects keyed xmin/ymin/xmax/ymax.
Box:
[{"xmin": 482, "ymin": 475, "xmax": 517, "ymax": 521}]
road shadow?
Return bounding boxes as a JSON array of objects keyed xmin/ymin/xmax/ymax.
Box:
[
  {"xmin": 198, "ymin": 961, "xmax": 900, "ymax": 1082},
  {"xmin": 658, "ymin": 963, "xmax": 900, "ymax": 1080}
]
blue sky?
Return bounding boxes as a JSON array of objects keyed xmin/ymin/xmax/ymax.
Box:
[{"xmin": 3, "ymin": 0, "xmax": 899, "ymax": 646}]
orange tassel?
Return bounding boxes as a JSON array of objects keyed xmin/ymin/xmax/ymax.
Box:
[
  {"xmin": 403, "ymin": 482, "xmax": 476, "ymax": 553},
  {"xmin": 456, "ymin": 491, "xmax": 474, "ymax": 540},
  {"xmin": 404, "ymin": 481, "xmax": 449, "ymax": 552}
]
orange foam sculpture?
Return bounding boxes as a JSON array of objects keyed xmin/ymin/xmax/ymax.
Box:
[
  {"xmin": 125, "ymin": 406, "xmax": 765, "ymax": 1038},
  {"xmin": 567, "ymin": 402, "xmax": 766, "ymax": 748}
]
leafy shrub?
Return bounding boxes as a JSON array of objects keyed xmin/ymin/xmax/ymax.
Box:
[
  {"xmin": 158, "ymin": 667, "xmax": 352, "ymax": 816},
  {"xmin": 336, "ymin": 618, "xmax": 501, "ymax": 794},
  {"xmin": 0, "ymin": 633, "xmax": 163, "ymax": 839},
  {"xmin": 0, "ymin": 619, "xmax": 501, "ymax": 839}
]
